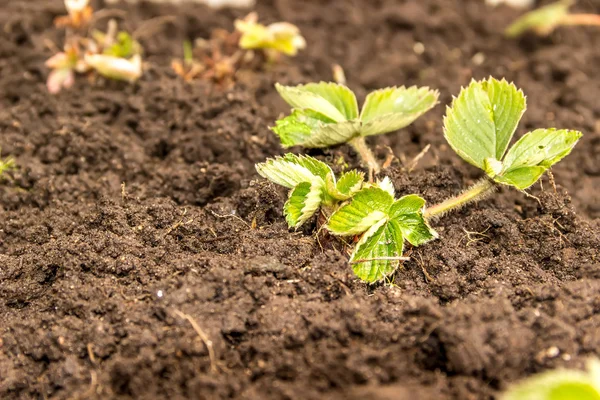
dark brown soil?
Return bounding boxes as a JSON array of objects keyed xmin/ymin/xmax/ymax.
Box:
[{"xmin": 1, "ymin": 0, "xmax": 599, "ymax": 399}]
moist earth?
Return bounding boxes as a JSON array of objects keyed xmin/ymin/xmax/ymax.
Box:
[{"xmin": 1, "ymin": 0, "xmax": 599, "ymax": 399}]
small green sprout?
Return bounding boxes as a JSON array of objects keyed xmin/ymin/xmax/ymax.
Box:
[
  {"xmin": 272, "ymin": 82, "xmax": 439, "ymax": 179},
  {"xmin": 0, "ymin": 156, "xmax": 15, "ymax": 178},
  {"xmin": 424, "ymin": 77, "xmax": 581, "ymax": 219},
  {"xmin": 235, "ymin": 12, "xmax": 306, "ymax": 59},
  {"xmin": 505, "ymin": 0, "xmax": 600, "ymax": 38},
  {"xmin": 256, "ymin": 153, "xmax": 437, "ymax": 282},
  {"xmin": 501, "ymin": 358, "xmax": 600, "ymax": 400}
]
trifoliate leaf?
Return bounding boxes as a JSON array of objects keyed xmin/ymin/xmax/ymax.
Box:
[
  {"xmin": 336, "ymin": 170, "xmax": 365, "ymax": 197},
  {"xmin": 350, "ymin": 219, "xmax": 404, "ymax": 283},
  {"xmin": 275, "ymin": 82, "xmax": 356, "ymax": 122},
  {"xmin": 389, "ymin": 195, "xmax": 437, "ymax": 246},
  {"xmin": 255, "ymin": 154, "xmax": 332, "ymax": 188},
  {"xmin": 501, "ymin": 360, "xmax": 600, "ymax": 400},
  {"xmin": 326, "ymin": 187, "xmax": 394, "ymax": 235},
  {"xmin": 284, "ymin": 181, "xmax": 324, "ymax": 227},
  {"xmin": 444, "ymin": 78, "xmax": 526, "ymax": 170},
  {"xmin": 360, "ymin": 86, "xmax": 439, "ymax": 137},
  {"xmin": 492, "ymin": 129, "xmax": 582, "ymax": 189},
  {"xmin": 505, "ymin": 0, "xmax": 573, "ymax": 38}
]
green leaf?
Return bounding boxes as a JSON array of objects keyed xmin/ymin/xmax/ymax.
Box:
[
  {"xmin": 389, "ymin": 195, "xmax": 437, "ymax": 246},
  {"xmin": 359, "ymin": 86, "xmax": 439, "ymax": 137},
  {"xmin": 325, "ymin": 170, "xmax": 365, "ymax": 201},
  {"xmin": 492, "ymin": 129, "xmax": 582, "ymax": 190},
  {"xmin": 255, "ymin": 154, "xmax": 331, "ymax": 188},
  {"xmin": 493, "ymin": 166, "xmax": 547, "ymax": 190},
  {"xmin": 283, "ymin": 181, "xmax": 324, "ymax": 228},
  {"xmin": 350, "ymin": 219, "xmax": 404, "ymax": 283},
  {"xmin": 505, "ymin": 0, "xmax": 573, "ymax": 38},
  {"xmin": 300, "ymin": 82, "xmax": 359, "ymax": 120},
  {"xmin": 275, "ymin": 82, "xmax": 357, "ymax": 122},
  {"xmin": 104, "ymin": 32, "xmax": 141, "ymax": 58},
  {"xmin": 336, "ymin": 170, "xmax": 364, "ymax": 196},
  {"xmin": 301, "ymin": 120, "xmax": 361, "ymax": 148},
  {"xmin": 388, "ymin": 194, "xmax": 426, "ymax": 218},
  {"xmin": 326, "ymin": 187, "xmax": 393, "ymax": 235},
  {"xmin": 501, "ymin": 369, "xmax": 600, "ymax": 400},
  {"xmin": 502, "ymin": 128, "xmax": 582, "ymax": 171},
  {"xmin": 443, "ymin": 78, "xmax": 526, "ymax": 170},
  {"xmin": 271, "ymin": 109, "xmax": 335, "ymax": 147}
]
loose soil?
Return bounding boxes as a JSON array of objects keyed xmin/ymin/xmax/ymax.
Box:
[{"xmin": 1, "ymin": 0, "xmax": 599, "ymax": 399}]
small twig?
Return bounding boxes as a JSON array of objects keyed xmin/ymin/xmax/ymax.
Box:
[
  {"xmin": 407, "ymin": 144, "xmax": 431, "ymax": 173},
  {"xmin": 87, "ymin": 343, "xmax": 97, "ymax": 365},
  {"xmin": 173, "ymin": 309, "xmax": 218, "ymax": 373},
  {"xmin": 547, "ymin": 169, "xmax": 557, "ymax": 193},
  {"xmin": 208, "ymin": 209, "xmax": 250, "ymax": 228},
  {"xmin": 381, "ymin": 146, "xmax": 396, "ymax": 169}
]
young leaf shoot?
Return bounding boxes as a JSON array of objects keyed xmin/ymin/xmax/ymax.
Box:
[
  {"xmin": 505, "ymin": 0, "xmax": 600, "ymax": 37},
  {"xmin": 424, "ymin": 77, "xmax": 581, "ymax": 219},
  {"xmin": 255, "ymin": 154, "xmax": 365, "ymax": 228},
  {"xmin": 327, "ymin": 182, "xmax": 437, "ymax": 282},
  {"xmin": 272, "ymin": 82, "xmax": 439, "ymax": 179},
  {"xmin": 501, "ymin": 358, "xmax": 600, "ymax": 400},
  {"xmin": 235, "ymin": 12, "xmax": 306, "ymax": 60}
]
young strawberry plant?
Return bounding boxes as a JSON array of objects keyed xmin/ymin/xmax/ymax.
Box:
[
  {"xmin": 256, "ymin": 153, "xmax": 437, "ymax": 282},
  {"xmin": 46, "ymin": 1, "xmax": 143, "ymax": 93},
  {"xmin": 501, "ymin": 358, "xmax": 600, "ymax": 400},
  {"xmin": 424, "ymin": 77, "xmax": 582, "ymax": 219},
  {"xmin": 505, "ymin": 0, "xmax": 600, "ymax": 37},
  {"xmin": 272, "ymin": 82, "xmax": 439, "ymax": 179},
  {"xmin": 235, "ymin": 12, "xmax": 306, "ymax": 61}
]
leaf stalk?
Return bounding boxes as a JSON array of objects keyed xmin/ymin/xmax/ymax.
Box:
[
  {"xmin": 424, "ymin": 177, "xmax": 496, "ymax": 220},
  {"xmin": 349, "ymin": 136, "xmax": 380, "ymax": 181},
  {"xmin": 560, "ymin": 13, "xmax": 600, "ymax": 27}
]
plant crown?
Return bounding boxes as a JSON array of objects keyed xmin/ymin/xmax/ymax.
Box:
[
  {"xmin": 443, "ymin": 77, "xmax": 581, "ymax": 190},
  {"xmin": 272, "ymin": 82, "xmax": 439, "ymax": 148}
]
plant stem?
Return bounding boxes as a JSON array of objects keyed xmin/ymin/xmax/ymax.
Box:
[
  {"xmin": 424, "ymin": 177, "xmax": 496, "ymax": 220},
  {"xmin": 560, "ymin": 14, "xmax": 600, "ymax": 27},
  {"xmin": 349, "ymin": 136, "xmax": 380, "ymax": 182}
]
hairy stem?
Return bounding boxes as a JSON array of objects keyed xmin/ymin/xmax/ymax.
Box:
[
  {"xmin": 349, "ymin": 136, "xmax": 380, "ymax": 182},
  {"xmin": 424, "ymin": 177, "xmax": 496, "ymax": 220},
  {"xmin": 560, "ymin": 14, "xmax": 600, "ymax": 27}
]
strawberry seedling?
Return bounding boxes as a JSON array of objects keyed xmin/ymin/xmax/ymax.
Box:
[
  {"xmin": 501, "ymin": 358, "xmax": 600, "ymax": 400},
  {"xmin": 505, "ymin": 0, "xmax": 600, "ymax": 37},
  {"xmin": 235, "ymin": 12, "xmax": 306, "ymax": 62},
  {"xmin": 272, "ymin": 82, "xmax": 439, "ymax": 179},
  {"xmin": 256, "ymin": 153, "xmax": 437, "ymax": 282},
  {"xmin": 424, "ymin": 77, "xmax": 581, "ymax": 219},
  {"xmin": 46, "ymin": 2, "xmax": 143, "ymax": 93}
]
